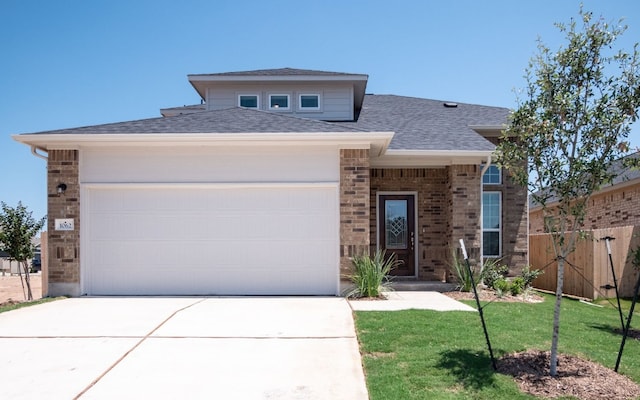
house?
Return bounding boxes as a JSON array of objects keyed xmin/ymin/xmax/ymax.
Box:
[
  {"xmin": 530, "ymin": 152, "xmax": 640, "ymax": 233},
  {"xmin": 14, "ymin": 68, "xmax": 528, "ymax": 297}
]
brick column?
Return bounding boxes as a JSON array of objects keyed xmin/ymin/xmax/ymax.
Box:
[
  {"xmin": 448, "ymin": 165, "xmax": 481, "ymax": 268},
  {"xmin": 339, "ymin": 149, "xmax": 370, "ymax": 276},
  {"xmin": 47, "ymin": 150, "xmax": 81, "ymax": 297}
]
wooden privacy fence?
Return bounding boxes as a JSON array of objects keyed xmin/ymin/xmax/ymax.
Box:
[{"xmin": 529, "ymin": 225, "xmax": 640, "ymax": 300}]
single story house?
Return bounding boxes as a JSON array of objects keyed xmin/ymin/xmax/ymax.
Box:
[{"xmin": 14, "ymin": 68, "xmax": 528, "ymax": 296}]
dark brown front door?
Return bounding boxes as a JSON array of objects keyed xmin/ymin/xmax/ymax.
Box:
[{"xmin": 378, "ymin": 194, "xmax": 415, "ymax": 276}]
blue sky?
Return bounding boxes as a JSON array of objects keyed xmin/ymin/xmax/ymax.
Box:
[{"xmin": 1, "ymin": 0, "xmax": 639, "ymax": 220}]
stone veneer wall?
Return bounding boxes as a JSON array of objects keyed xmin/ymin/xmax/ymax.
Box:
[
  {"xmin": 339, "ymin": 149, "xmax": 371, "ymax": 276},
  {"xmin": 47, "ymin": 150, "xmax": 81, "ymax": 296},
  {"xmin": 370, "ymin": 168, "xmax": 449, "ymax": 280}
]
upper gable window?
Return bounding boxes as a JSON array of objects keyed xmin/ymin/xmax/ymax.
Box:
[
  {"xmin": 299, "ymin": 94, "xmax": 320, "ymax": 110},
  {"xmin": 483, "ymin": 165, "xmax": 501, "ymax": 185},
  {"xmin": 269, "ymin": 94, "xmax": 290, "ymax": 110},
  {"xmin": 238, "ymin": 95, "xmax": 259, "ymax": 109}
]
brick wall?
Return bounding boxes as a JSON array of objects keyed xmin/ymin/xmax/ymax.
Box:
[
  {"xmin": 447, "ymin": 165, "xmax": 482, "ymax": 272},
  {"xmin": 485, "ymin": 168, "xmax": 529, "ymax": 274},
  {"xmin": 530, "ymin": 181, "xmax": 640, "ymax": 233},
  {"xmin": 47, "ymin": 150, "xmax": 81, "ymax": 296},
  {"xmin": 339, "ymin": 149, "xmax": 370, "ymax": 276}
]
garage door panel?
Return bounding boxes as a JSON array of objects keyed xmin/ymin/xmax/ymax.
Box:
[{"xmin": 84, "ymin": 185, "xmax": 338, "ymax": 295}]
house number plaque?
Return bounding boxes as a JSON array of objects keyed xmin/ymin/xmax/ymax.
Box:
[{"xmin": 54, "ymin": 218, "xmax": 74, "ymax": 231}]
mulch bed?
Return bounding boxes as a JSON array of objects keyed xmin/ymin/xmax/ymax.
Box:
[
  {"xmin": 498, "ymin": 350, "xmax": 640, "ymax": 400},
  {"xmin": 444, "ymin": 289, "xmax": 640, "ymax": 399},
  {"xmin": 444, "ymin": 289, "xmax": 545, "ymax": 303}
]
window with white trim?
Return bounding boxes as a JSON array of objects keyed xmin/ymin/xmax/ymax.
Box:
[
  {"xmin": 238, "ymin": 94, "xmax": 259, "ymax": 109},
  {"xmin": 298, "ymin": 94, "xmax": 320, "ymax": 110},
  {"xmin": 268, "ymin": 94, "xmax": 290, "ymax": 110},
  {"xmin": 483, "ymin": 164, "xmax": 501, "ymax": 185},
  {"xmin": 482, "ymin": 191, "xmax": 502, "ymax": 257}
]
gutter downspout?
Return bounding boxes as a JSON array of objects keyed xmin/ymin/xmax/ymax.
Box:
[
  {"xmin": 479, "ymin": 155, "xmax": 492, "ymax": 278},
  {"xmin": 30, "ymin": 146, "xmax": 48, "ymax": 160}
]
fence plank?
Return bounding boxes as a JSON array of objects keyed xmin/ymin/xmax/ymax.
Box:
[{"xmin": 529, "ymin": 226, "xmax": 640, "ymax": 299}]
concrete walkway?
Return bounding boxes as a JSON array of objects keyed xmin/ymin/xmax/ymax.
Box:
[
  {"xmin": 0, "ymin": 297, "xmax": 368, "ymax": 400},
  {"xmin": 348, "ymin": 291, "xmax": 476, "ymax": 311}
]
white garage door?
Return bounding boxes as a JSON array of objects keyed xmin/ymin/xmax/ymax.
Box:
[{"xmin": 83, "ymin": 184, "xmax": 338, "ymax": 295}]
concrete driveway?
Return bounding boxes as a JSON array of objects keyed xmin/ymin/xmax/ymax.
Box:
[{"xmin": 0, "ymin": 297, "xmax": 368, "ymax": 400}]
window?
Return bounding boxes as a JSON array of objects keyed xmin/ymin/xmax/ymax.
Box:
[
  {"xmin": 482, "ymin": 192, "xmax": 501, "ymax": 257},
  {"xmin": 268, "ymin": 94, "xmax": 290, "ymax": 110},
  {"xmin": 483, "ymin": 164, "xmax": 501, "ymax": 185},
  {"xmin": 238, "ymin": 95, "xmax": 259, "ymax": 109},
  {"xmin": 299, "ymin": 94, "xmax": 320, "ymax": 110}
]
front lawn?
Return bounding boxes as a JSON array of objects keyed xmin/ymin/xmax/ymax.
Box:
[{"xmin": 355, "ymin": 293, "xmax": 640, "ymax": 399}]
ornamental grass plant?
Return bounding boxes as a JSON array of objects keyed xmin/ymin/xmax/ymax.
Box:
[{"xmin": 345, "ymin": 250, "xmax": 399, "ymax": 298}]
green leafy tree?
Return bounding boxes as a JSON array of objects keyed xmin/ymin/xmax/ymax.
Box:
[
  {"xmin": 497, "ymin": 8, "xmax": 640, "ymax": 376},
  {"xmin": 0, "ymin": 202, "xmax": 45, "ymax": 301}
]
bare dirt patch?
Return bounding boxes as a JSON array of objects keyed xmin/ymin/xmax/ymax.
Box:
[
  {"xmin": 0, "ymin": 273, "xmax": 42, "ymax": 306},
  {"xmin": 498, "ymin": 350, "xmax": 640, "ymax": 400}
]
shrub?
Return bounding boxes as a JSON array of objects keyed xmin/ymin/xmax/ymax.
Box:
[
  {"xmin": 520, "ymin": 265, "xmax": 543, "ymax": 288},
  {"xmin": 510, "ymin": 277, "xmax": 526, "ymax": 296},
  {"xmin": 449, "ymin": 248, "xmax": 479, "ymax": 292},
  {"xmin": 481, "ymin": 258, "xmax": 508, "ymax": 289},
  {"xmin": 494, "ymin": 278, "xmax": 511, "ymax": 295},
  {"xmin": 345, "ymin": 250, "xmax": 399, "ymax": 298}
]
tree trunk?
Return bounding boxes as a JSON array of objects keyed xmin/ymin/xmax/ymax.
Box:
[
  {"xmin": 20, "ymin": 260, "xmax": 33, "ymax": 301},
  {"xmin": 550, "ymin": 257, "xmax": 565, "ymax": 376}
]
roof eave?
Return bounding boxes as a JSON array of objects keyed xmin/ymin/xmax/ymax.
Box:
[
  {"xmin": 371, "ymin": 149, "xmax": 494, "ymax": 167},
  {"xmin": 13, "ymin": 131, "xmax": 394, "ymax": 156},
  {"xmin": 469, "ymin": 125, "xmax": 508, "ymax": 138}
]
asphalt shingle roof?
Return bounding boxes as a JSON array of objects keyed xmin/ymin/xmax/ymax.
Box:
[
  {"xmin": 336, "ymin": 95, "xmax": 509, "ymax": 151},
  {"xmin": 21, "ymin": 107, "xmax": 369, "ymax": 135},
  {"xmin": 19, "ymin": 93, "xmax": 510, "ymax": 153},
  {"xmin": 189, "ymin": 67, "xmax": 367, "ymax": 78}
]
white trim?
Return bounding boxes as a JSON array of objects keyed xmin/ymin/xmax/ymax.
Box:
[
  {"xmin": 482, "ymin": 191, "xmax": 502, "ymax": 258},
  {"xmin": 268, "ymin": 93, "xmax": 291, "ymax": 111},
  {"xmin": 13, "ymin": 131, "xmax": 395, "ymax": 156},
  {"xmin": 237, "ymin": 93, "xmax": 260, "ymax": 109},
  {"xmin": 376, "ymin": 191, "xmax": 419, "ymax": 278},
  {"xmin": 298, "ymin": 93, "xmax": 321, "ymax": 111},
  {"xmin": 371, "ymin": 149, "xmax": 494, "ymax": 167}
]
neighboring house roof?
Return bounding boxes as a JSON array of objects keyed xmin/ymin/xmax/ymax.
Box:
[
  {"xmin": 529, "ymin": 151, "xmax": 640, "ymax": 209},
  {"xmin": 337, "ymin": 94, "xmax": 507, "ymax": 151}
]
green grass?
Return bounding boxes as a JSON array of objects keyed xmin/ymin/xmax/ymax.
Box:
[
  {"xmin": 355, "ymin": 292, "xmax": 640, "ymax": 399},
  {"xmin": 0, "ymin": 297, "xmax": 63, "ymax": 314}
]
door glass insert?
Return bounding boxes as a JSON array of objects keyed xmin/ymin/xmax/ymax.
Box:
[{"xmin": 385, "ymin": 200, "xmax": 408, "ymax": 249}]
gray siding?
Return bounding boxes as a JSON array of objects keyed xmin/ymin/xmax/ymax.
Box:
[{"xmin": 205, "ymin": 83, "xmax": 353, "ymax": 121}]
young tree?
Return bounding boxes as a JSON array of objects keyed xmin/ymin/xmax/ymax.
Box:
[
  {"xmin": 497, "ymin": 8, "xmax": 640, "ymax": 376},
  {"xmin": 0, "ymin": 202, "xmax": 45, "ymax": 301}
]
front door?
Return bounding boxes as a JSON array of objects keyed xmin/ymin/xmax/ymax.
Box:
[{"xmin": 378, "ymin": 194, "xmax": 415, "ymax": 276}]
